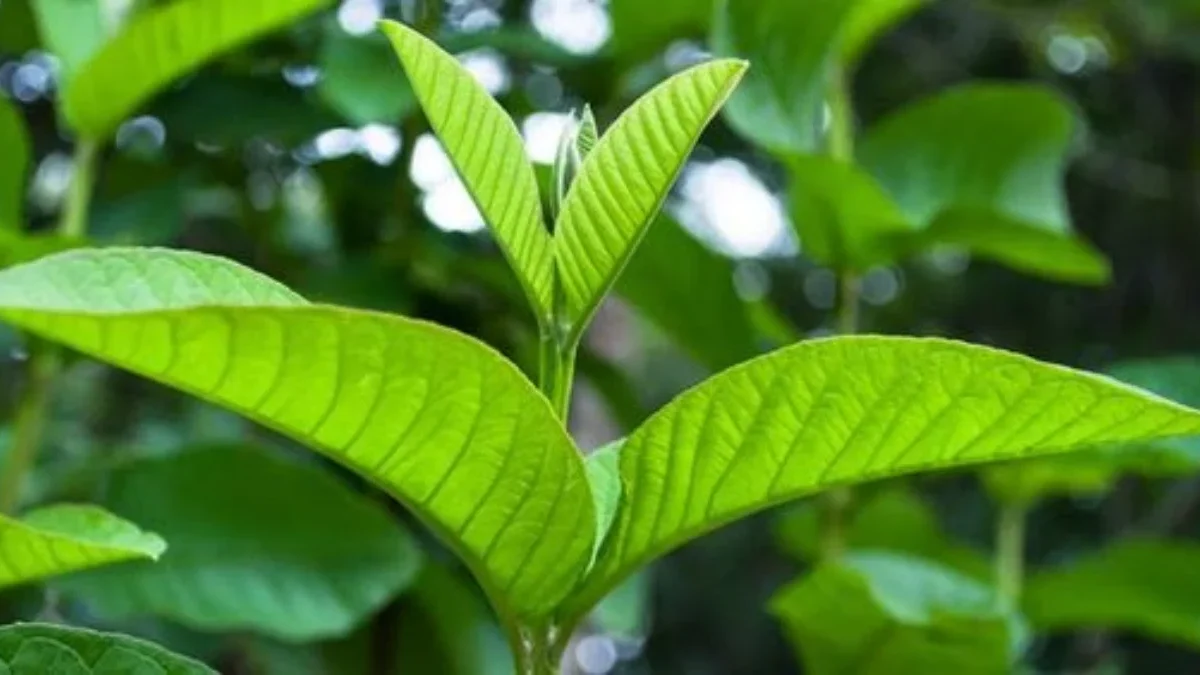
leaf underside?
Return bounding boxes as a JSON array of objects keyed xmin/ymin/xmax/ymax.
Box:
[{"xmin": 0, "ymin": 623, "xmax": 215, "ymax": 674}]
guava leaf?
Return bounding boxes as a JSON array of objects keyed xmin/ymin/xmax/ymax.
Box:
[
  {"xmin": 609, "ymin": 0, "xmax": 712, "ymax": 60},
  {"xmin": 840, "ymin": 0, "xmax": 930, "ymax": 63},
  {"xmin": 771, "ymin": 552, "xmax": 1023, "ymax": 675},
  {"xmin": 0, "ymin": 504, "xmax": 164, "ymax": 589},
  {"xmin": 0, "ymin": 248, "xmax": 594, "ymax": 622},
  {"xmin": 380, "ymin": 20, "xmax": 554, "ymax": 322},
  {"xmin": 56, "ymin": 445, "xmax": 422, "ymax": 641},
  {"xmin": 63, "ymin": 0, "xmax": 334, "ymax": 139},
  {"xmin": 0, "ymin": 97, "xmax": 27, "ymax": 231},
  {"xmin": 319, "ymin": 28, "xmax": 416, "ymax": 126},
  {"xmin": 0, "ymin": 623, "xmax": 214, "ymax": 674},
  {"xmin": 554, "ymin": 59, "xmax": 746, "ymax": 333},
  {"xmin": 29, "ymin": 0, "xmax": 114, "ymax": 79},
  {"xmin": 395, "ymin": 566, "xmax": 514, "ymax": 675},
  {"xmin": 1024, "ymin": 539, "xmax": 1200, "ymax": 648},
  {"xmin": 563, "ymin": 336, "xmax": 1200, "ymax": 615}
]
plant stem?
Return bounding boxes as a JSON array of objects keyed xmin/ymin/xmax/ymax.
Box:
[
  {"xmin": 995, "ymin": 501, "xmax": 1027, "ymax": 608},
  {"xmin": 514, "ymin": 627, "xmax": 560, "ymax": 675},
  {"xmin": 0, "ymin": 140, "xmax": 98, "ymax": 513},
  {"xmin": 538, "ymin": 329, "xmax": 577, "ymax": 423}
]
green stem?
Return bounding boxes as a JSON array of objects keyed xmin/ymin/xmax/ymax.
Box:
[
  {"xmin": 513, "ymin": 627, "xmax": 560, "ymax": 675},
  {"xmin": 995, "ymin": 501, "xmax": 1027, "ymax": 608},
  {"xmin": 0, "ymin": 140, "xmax": 98, "ymax": 513},
  {"xmin": 826, "ymin": 67, "xmax": 854, "ymax": 163},
  {"xmin": 538, "ymin": 330, "xmax": 577, "ymax": 423}
]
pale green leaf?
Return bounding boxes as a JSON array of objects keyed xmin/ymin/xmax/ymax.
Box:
[
  {"xmin": 1106, "ymin": 357, "xmax": 1200, "ymax": 472},
  {"xmin": 0, "ymin": 623, "xmax": 214, "ymax": 674},
  {"xmin": 0, "ymin": 248, "xmax": 594, "ymax": 622},
  {"xmin": 616, "ymin": 215, "xmax": 758, "ymax": 371},
  {"xmin": 63, "ymin": 0, "xmax": 334, "ymax": 139},
  {"xmin": 30, "ymin": 0, "xmax": 117, "ymax": 79},
  {"xmin": 380, "ymin": 20, "xmax": 554, "ymax": 322},
  {"xmin": 554, "ymin": 59, "xmax": 747, "ymax": 332},
  {"xmin": 0, "ymin": 96, "xmax": 27, "ymax": 231},
  {"xmin": 586, "ymin": 441, "xmax": 624, "ymax": 563},
  {"xmin": 771, "ymin": 552, "xmax": 1023, "ymax": 675},
  {"xmin": 318, "ymin": 28, "xmax": 416, "ymax": 126},
  {"xmin": 0, "ymin": 504, "xmax": 165, "ymax": 589},
  {"xmin": 564, "ymin": 336, "xmax": 1200, "ymax": 615},
  {"xmin": 56, "ymin": 445, "xmax": 422, "ymax": 641},
  {"xmin": 1024, "ymin": 539, "xmax": 1200, "ymax": 647}
]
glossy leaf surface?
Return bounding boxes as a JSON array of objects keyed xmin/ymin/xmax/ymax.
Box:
[
  {"xmin": 0, "ymin": 504, "xmax": 164, "ymax": 589},
  {"xmin": 0, "ymin": 248, "xmax": 594, "ymax": 621},
  {"xmin": 0, "ymin": 623, "xmax": 214, "ymax": 674}
]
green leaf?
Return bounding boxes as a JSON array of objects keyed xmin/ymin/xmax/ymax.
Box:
[
  {"xmin": 771, "ymin": 552, "xmax": 1024, "ymax": 675},
  {"xmin": 564, "ymin": 336, "xmax": 1200, "ymax": 615},
  {"xmin": 0, "ymin": 97, "xmax": 28, "ymax": 231},
  {"xmin": 1024, "ymin": 539, "xmax": 1200, "ymax": 647},
  {"xmin": 395, "ymin": 566, "xmax": 514, "ymax": 675},
  {"xmin": 609, "ymin": 0, "xmax": 713, "ymax": 60},
  {"xmin": 0, "ymin": 248, "xmax": 593, "ymax": 622},
  {"xmin": 0, "ymin": 504, "xmax": 165, "ymax": 589},
  {"xmin": 1105, "ymin": 357, "xmax": 1200, "ymax": 472},
  {"xmin": 380, "ymin": 20, "xmax": 554, "ymax": 322},
  {"xmin": 318, "ymin": 28, "xmax": 416, "ymax": 126},
  {"xmin": 554, "ymin": 59, "xmax": 747, "ymax": 333},
  {"xmin": 30, "ymin": 0, "xmax": 116, "ymax": 79},
  {"xmin": 0, "ymin": 623, "xmax": 215, "ymax": 674},
  {"xmin": 617, "ymin": 215, "xmax": 758, "ymax": 371},
  {"xmin": 56, "ymin": 445, "xmax": 421, "ymax": 641},
  {"xmin": 840, "ymin": 0, "xmax": 929, "ymax": 62},
  {"xmin": 0, "ymin": 231, "xmax": 84, "ymax": 269},
  {"xmin": 775, "ymin": 488, "xmax": 991, "ymax": 580},
  {"xmin": 858, "ymin": 84, "xmax": 1108, "ymax": 284},
  {"xmin": 586, "ymin": 442, "xmax": 624, "ymax": 563},
  {"xmin": 62, "ymin": 0, "xmax": 334, "ymax": 139}
]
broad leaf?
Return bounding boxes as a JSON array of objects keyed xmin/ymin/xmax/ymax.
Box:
[
  {"xmin": 771, "ymin": 552, "xmax": 1023, "ymax": 675},
  {"xmin": 840, "ymin": 0, "xmax": 929, "ymax": 62},
  {"xmin": 554, "ymin": 59, "xmax": 747, "ymax": 332},
  {"xmin": 63, "ymin": 0, "xmax": 334, "ymax": 139},
  {"xmin": 395, "ymin": 566, "xmax": 514, "ymax": 675},
  {"xmin": 1024, "ymin": 539, "xmax": 1200, "ymax": 647},
  {"xmin": 0, "ymin": 248, "xmax": 594, "ymax": 621},
  {"xmin": 1106, "ymin": 357, "xmax": 1200, "ymax": 471},
  {"xmin": 319, "ymin": 28, "xmax": 416, "ymax": 126},
  {"xmin": 617, "ymin": 215, "xmax": 758, "ymax": 370},
  {"xmin": 29, "ymin": 0, "xmax": 115, "ymax": 79},
  {"xmin": 0, "ymin": 97, "xmax": 27, "ymax": 231},
  {"xmin": 609, "ymin": 0, "xmax": 712, "ymax": 60},
  {"xmin": 0, "ymin": 623, "xmax": 214, "ymax": 674},
  {"xmin": 858, "ymin": 84, "xmax": 1108, "ymax": 284},
  {"xmin": 775, "ymin": 488, "xmax": 991, "ymax": 580},
  {"xmin": 0, "ymin": 504, "xmax": 165, "ymax": 589},
  {"xmin": 56, "ymin": 445, "xmax": 421, "ymax": 641},
  {"xmin": 564, "ymin": 336, "xmax": 1200, "ymax": 614},
  {"xmin": 380, "ymin": 20, "xmax": 554, "ymax": 322}
]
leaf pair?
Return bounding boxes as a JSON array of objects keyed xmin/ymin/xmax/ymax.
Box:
[{"xmin": 380, "ymin": 20, "xmax": 748, "ymax": 336}]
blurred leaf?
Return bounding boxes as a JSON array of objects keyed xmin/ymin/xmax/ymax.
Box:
[
  {"xmin": 63, "ymin": 0, "xmax": 334, "ymax": 139},
  {"xmin": 562, "ymin": 336, "xmax": 1200, "ymax": 616},
  {"xmin": 395, "ymin": 565, "xmax": 513, "ymax": 675},
  {"xmin": 90, "ymin": 177, "xmax": 189, "ymax": 245},
  {"xmin": 0, "ymin": 0, "xmax": 39, "ymax": 54},
  {"xmin": 609, "ymin": 0, "xmax": 713, "ymax": 60},
  {"xmin": 1106, "ymin": 357, "xmax": 1200, "ymax": 471},
  {"xmin": 776, "ymin": 488, "xmax": 991, "ymax": 580},
  {"xmin": 0, "ymin": 623, "xmax": 215, "ymax": 674},
  {"xmin": 0, "ymin": 248, "xmax": 594, "ymax": 622},
  {"xmin": 0, "ymin": 504, "xmax": 164, "ymax": 589},
  {"xmin": 30, "ymin": 0, "xmax": 113, "ymax": 78},
  {"xmin": 57, "ymin": 445, "xmax": 422, "ymax": 641},
  {"xmin": 858, "ymin": 84, "xmax": 1108, "ymax": 284},
  {"xmin": 983, "ymin": 453, "xmax": 1125, "ymax": 506},
  {"xmin": 617, "ymin": 215, "xmax": 758, "ymax": 371},
  {"xmin": 0, "ymin": 231, "xmax": 84, "ymax": 268},
  {"xmin": 771, "ymin": 552, "xmax": 1024, "ymax": 675},
  {"xmin": 840, "ymin": 0, "xmax": 930, "ymax": 61},
  {"xmin": 1024, "ymin": 539, "xmax": 1200, "ymax": 648},
  {"xmin": 554, "ymin": 59, "xmax": 747, "ymax": 333},
  {"xmin": 0, "ymin": 96, "xmax": 27, "ymax": 231},
  {"xmin": 318, "ymin": 29, "xmax": 415, "ymax": 126},
  {"xmin": 381, "ymin": 20, "xmax": 554, "ymax": 322},
  {"xmin": 592, "ymin": 571, "xmax": 652, "ymax": 640}
]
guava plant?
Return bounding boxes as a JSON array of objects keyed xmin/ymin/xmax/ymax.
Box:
[{"xmin": 3, "ymin": 15, "xmax": 1200, "ymax": 673}]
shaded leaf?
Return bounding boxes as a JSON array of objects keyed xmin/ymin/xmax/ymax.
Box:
[
  {"xmin": 30, "ymin": 0, "xmax": 114, "ymax": 79},
  {"xmin": 617, "ymin": 215, "xmax": 758, "ymax": 371},
  {"xmin": 63, "ymin": 0, "xmax": 334, "ymax": 139},
  {"xmin": 1024, "ymin": 539, "xmax": 1200, "ymax": 648},
  {"xmin": 564, "ymin": 336, "xmax": 1200, "ymax": 615},
  {"xmin": 840, "ymin": 0, "xmax": 930, "ymax": 62},
  {"xmin": 0, "ymin": 97, "xmax": 28, "ymax": 231},
  {"xmin": 609, "ymin": 0, "xmax": 713, "ymax": 60},
  {"xmin": 380, "ymin": 20, "xmax": 554, "ymax": 322},
  {"xmin": 0, "ymin": 248, "xmax": 593, "ymax": 622},
  {"xmin": 57, "ymin": 445, "xmax": 422, "ymax": 641},
  {"xmin": 395, "ymin": 566, "xmax": 513, "ymax": 675},
  {"xmin": 0, "ymin": 623, "xmax": 214, "ymax": 674},
  {"xmin": 771, "ymin": 552, "xmax": 1023, "ymax": 675},
  {"xmin": 318, "ymin": 28, "xmax": 416, "ymax": 126},
  {"xmin": 554, "ymin": 59, "xmax": 747, "ymax": 333},
  {"xmin": 0, "ymin": 504, "xmax": 164, "ymax": 589}
]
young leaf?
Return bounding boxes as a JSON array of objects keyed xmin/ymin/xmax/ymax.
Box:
[
  {"xmin": 858, "ymin": 84, "xmax": 1108, "ymax": 284},
  {"xmin": 0, "ymin": 623, "xmax": 215, "ymax": 674},
  {"xmin": 1024, "ymin": 539, "xmax": 1200, "ymax": 648},
  {"xmin": 380, "ymin": 20, "xmax": 554, "ymax": 322},
  {"xmin": 771, "ymin": 552, "xmax": 1024, "ymax": 675},
  {"xmin": 29, "ymin": 0, "xmax": 116, "ymax": 79},
  {"xmin": 553, "ymin": 59, "xmax": 747, "ymax": 333},
  {"xmin": 63, "ymin": 0, "xmax": 334, "ymax": 139},
  {"xmin": 0, "ymin": 504, "xmax": 165, "ymax": 589},
  {"xmin": 563, "ymin": 336, "xmax": 1200, "ymax": 615},
  {"xmin": 56, "ymin": 445, "xmax": 422, "ymax": 641},
  {"xmin": 0, "ymin": 248, "xmax": 594, "ymax": 621},
  {"xmin": 0, "ymin": 96, "xmax": 28, "ymax": 231}
]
